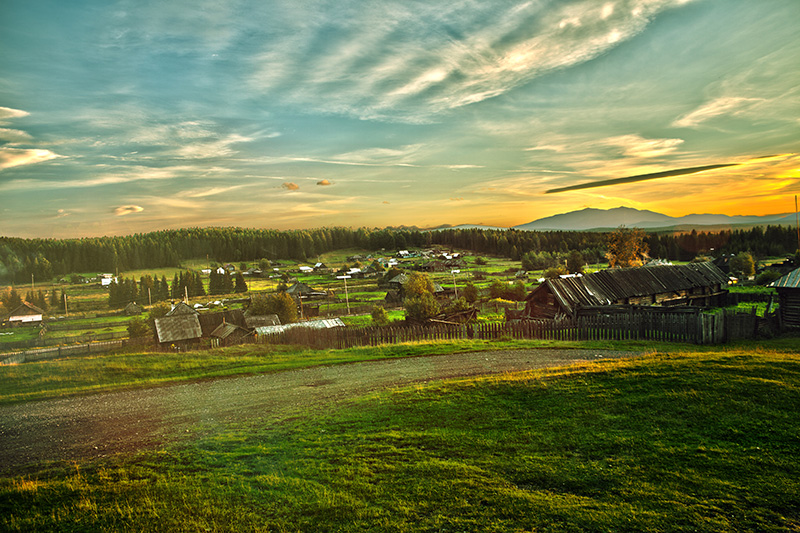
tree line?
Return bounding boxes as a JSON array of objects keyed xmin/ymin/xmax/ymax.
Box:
[{"xmin": 2, "ymin": 224, "xmax": 798, "ymax": 284}]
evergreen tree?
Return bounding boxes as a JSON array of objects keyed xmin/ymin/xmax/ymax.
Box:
[{"xmin": 234, "ymin": 272, "xmax": 247, "ymax": 293}]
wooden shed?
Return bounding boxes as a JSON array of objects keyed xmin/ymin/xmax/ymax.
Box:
[
  {"xmin": 7, "ymin": 302, "xmax": 44, "ymax": 326},
  {"xmin": 770, "ymin": 268, "xmax": 800, "ymax": 328},
  {"xmin": 154, "ymin": 314, "xmax": 202, "ymax": 347},
  {"xmin": 524, "ymin": 262, "xmax": 729, "ymax": 319}
]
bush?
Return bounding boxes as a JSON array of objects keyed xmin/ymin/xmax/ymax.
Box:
[
  {"xmin": 404, "ymin": 293, "xmax": 441, "ymax": 323},
  {"xmin": 127, "ymin": 316, "xmax": 150, "ymax": 339},
  {"xmin": 755, "ymin": 269, "xmax": 782, "ymax": 286},
  {"xmin": 371, "ymin": 305, "xmax": 389, "ymax": 326}
]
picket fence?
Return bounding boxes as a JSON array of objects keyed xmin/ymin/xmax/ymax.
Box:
[
  {"xmin": 0, "ymin": 337, "xmax": 151, "ymax": 365},
  {"xmin": 258, "ymin": 308, "xmax": 758, "ymax": 349}
]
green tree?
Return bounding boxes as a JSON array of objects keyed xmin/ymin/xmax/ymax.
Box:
[
  {"xmin": 371, "ymin": 305, "xmax": 389, "ymax": 326},
  {"xmin": 730, "ymin": 252, "xmax": 756, "ymax": 278},
  {"xmin": 404, "ymin": 292, "xmax": 441, "ymax": 323},
  {"xmin": 566, "ymin": 250, "xmax": 585, "ymax": 274},
  {"xmin": 127, "ymin": 316, "xmax": 150, "ymax": 338},
  {"xmin": 462, "ymin": 282, "xmax": 479, "ymax": 304},
  {"xmin": 234, "ymin": 272, "xmax": 248, "ymax": 293}
]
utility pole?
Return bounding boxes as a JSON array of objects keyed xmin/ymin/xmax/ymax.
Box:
[
  {"xmin": 148, "ymin": 287, "xmax": 152, "ymax": 307},
  {"xmin": 451, "ymin": 269, "xmax": 460, "ymax": 299},
  {"xmin": 337, "ymin": 275, "xmax": 351, "ymax": 315}
]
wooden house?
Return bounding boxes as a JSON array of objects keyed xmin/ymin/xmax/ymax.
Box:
[
  {"xmin": 524, "ymin": 262, "xmax": 729, "ymax": 319},
  {"xmin": 209, "ymin": 322, "xmax": 252, "ymax": 347},
  {"xmin": 198, "ymin": 309, "xmax": 247, "ymax": 337},
  {"xmin": 123, "ymin": 302, "xmax": 144, "ymax": 315},
  {"xmin": 7, "ymin": 301, "xmax": 44, "ymax": 326},
  {"xmin": 771, "ymin": 268, "xmax": 800, "ymax": 328},
  {"xmin": 154, "ymin": 314, "xmax": 202, "ymax": 347},
  {"xmin": 286, "ymin": 282, "xmax": 326, "ymax": 300}
]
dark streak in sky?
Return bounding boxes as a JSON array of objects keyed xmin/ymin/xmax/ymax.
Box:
[{"xmin": 545, "ymin": 164, "xmax": 739, "ymax": 194}]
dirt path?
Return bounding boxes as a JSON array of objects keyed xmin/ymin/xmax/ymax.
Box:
[{"xmin": 0, "ymin": 348, "xmax": 639, "ymax": 475}]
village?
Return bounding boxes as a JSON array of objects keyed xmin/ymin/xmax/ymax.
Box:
[{"xmin": 2, "ymin": 240, "xmax": 798, "ymax": 364}]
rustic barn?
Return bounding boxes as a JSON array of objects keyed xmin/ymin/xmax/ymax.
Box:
[
  {"xmin": 154, "ymin": 314, "xmax": 202, "ymax": 346},
  {"xmin": 197, "ymin": 309, "xmax": 247, "ymax": 337},
  {"xmin": 7, "ymin": 301, "xmax": 44, "ymax": 326},
  {"xmin": 771, "ymin": 268, "xmax": 800, "ymax": 328},
  {"xmin": 286, "ymin": 282, "xmax": 327, "ymax": 300},
  {"xmin": 244, "ymin": 314, "xmax": 281, "ymax": 329},
  {"xmin": 209, "ymin": 322, "xmax": 253, "ymax": 347},
  {"xmin": 123, "ymin": 302, "xmax": 144, "ymax": 315},
  {"xmin": 524, "ymin": 262, "xmax": 729, "ymax": 319}
]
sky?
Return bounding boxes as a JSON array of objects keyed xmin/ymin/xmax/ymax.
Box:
[{"xmin": 0, "ymin": 0, "xmax": 798, "ymax": 239}]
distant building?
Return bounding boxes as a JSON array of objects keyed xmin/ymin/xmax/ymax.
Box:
[{"xmin": 771, "ymin": 268, "xmax": 800, "ymax": 328}]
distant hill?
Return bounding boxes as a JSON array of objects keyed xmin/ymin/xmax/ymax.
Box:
[{"xmin": 513, "ymin": 207, "xmax": 795, "ymax": 232}]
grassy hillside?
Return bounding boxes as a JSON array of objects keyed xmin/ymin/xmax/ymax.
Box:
[{"xmin": 1, "ymin": 345, "xmax": 798, "ymax": 532}]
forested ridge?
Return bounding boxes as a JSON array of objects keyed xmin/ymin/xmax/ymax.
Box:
[{"xmin": 1, "ymin": 225, "xmax": 797, "ymax": 284}]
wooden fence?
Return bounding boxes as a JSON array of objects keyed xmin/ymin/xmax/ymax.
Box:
[
  {"xmin": 0, "ymin": 330, "xmax": 129, "ymax": 351},
  {"xmin": 258, "ymin": 308, "xmax": 758, "ymax": 349},
  {"xmin": 0, "ymin": 337, "xmax": 152, "ymax": 365}
]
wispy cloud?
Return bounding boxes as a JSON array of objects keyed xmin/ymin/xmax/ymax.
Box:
[
  {"xmin": 247, "ymin": 0, "xmax": 693, "ymax": 121},
  {"xmin": 0, "ymin": 107, "xmax": 29, "ymax": 122},
  {"xmin": 672, "ymin": 97, "xmax": 763, "ymax": 128},
  {"xmin": 0, "ymin": 147, "xmax": 61, "ymax": 170}
]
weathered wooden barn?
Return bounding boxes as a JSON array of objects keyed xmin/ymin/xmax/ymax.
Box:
[
  {"xmin": 6, "ymin": 302, "xmax": 44, "ymax": 326},
  {"xmin": 770, "ymin": 268, "xmax": 800, "ymax": 328},
  {"xmin": 524, "ymin": 262, "xmax": 729, "ymax": 319}
]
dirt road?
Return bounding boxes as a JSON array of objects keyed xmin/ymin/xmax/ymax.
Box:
[{"xmin": 0, "ymin": 348, "xmax": 639, "ymax": 474}]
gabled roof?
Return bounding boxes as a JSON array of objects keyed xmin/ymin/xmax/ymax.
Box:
[
  {"xmin": 771, "ymin": 267, "xmax": 800, "ymax": 289},
  {"xmin": 209, "ymin": 322, "xmax": 249, "ymax": 339},
  {"xmin": 528, "ymin": 262, "xmax": 728, "ymax": 315},
  {"xmin": 245, "ymin": 314, "xmax": 281, "ymax": 328},
  {"xmin": 166, "ymin": 301, "xmax": 198, "ymax": 316},
  {"xmin": 198, "ymin": 309, "xmax": 247, "ymax": 337},
  {"xmin": 8, "ymin": 301, "xmax": 44, "ymax": 317},
  {"xmin": 155, "ymin": 314, "xmax": 202, "ymax": 343}
]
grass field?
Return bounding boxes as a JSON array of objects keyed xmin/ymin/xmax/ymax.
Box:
[{"xmin": 0, "ymin": 340, "xmax": 798, "ymax": 531}]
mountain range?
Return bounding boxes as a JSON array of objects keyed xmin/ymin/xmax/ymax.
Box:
[
  {"xmin": 429, "ymin": 207, "xmax": 796, "ymax": 232},
  {"xmin": 513, "ymin": 207, "xmax": 797, "ymax": 232}
]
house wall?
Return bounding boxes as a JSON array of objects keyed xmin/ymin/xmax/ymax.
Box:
[{"xmin": 778, "ymin": 288, "xmax": 800, "ymax": 327}]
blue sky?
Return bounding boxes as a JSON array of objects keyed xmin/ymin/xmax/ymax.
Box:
[{"xmin": 1, "ymin": 0, "xmax": 798, "ymax": 238}]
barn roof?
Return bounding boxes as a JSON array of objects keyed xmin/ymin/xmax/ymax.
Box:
[
  {"xmin": 8, "ymin": 301, "xmax": 44, "ymax": 317},
  {"xmin": 245, "ymin": 314, "xmax": 281, "ymax": 328},
  {"xmin": 166, "ymin": 301, "xmax": 199, "ymax": 316},
  {"xmin": 528, "ymin": 262, "xmax": 728, "ymax": 315},
  {"xmin": 154, "ymin": 314, "xmax": 202, "ymax": 344},
  {"xmin": 209, "ymin": 322, "xmax": 249, "ymax": 339},
  {"xmin": 197, "ymin": 309, "xmax": 246, "ymax": 337},
  {"xmin": 771, "ymin": 267, "xmax": 800, "ymax": 289}
]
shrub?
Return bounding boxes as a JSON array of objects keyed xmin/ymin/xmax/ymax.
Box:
[{"xmin": 371, "ymin": 305, "xmax": 389, "ymax": 326}]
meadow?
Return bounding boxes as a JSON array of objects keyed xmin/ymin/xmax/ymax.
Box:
[{"xmin": 0, "ymin": 337, "xmax": 798, "ymax": 532}]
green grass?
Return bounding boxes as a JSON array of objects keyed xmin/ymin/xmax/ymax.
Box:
[{"xmin": 1, "ymin": 347, "xmax": 798, "ymax": 531}]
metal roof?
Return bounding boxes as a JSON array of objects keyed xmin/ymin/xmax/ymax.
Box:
[
  {"xmin": 771, "ymin": 268, "xmax": 800, "ymax": 289},
  {"xmin": 530, "ymin": 262, "xmax": 729, "ymax": 315},
  {"xmin": 255, "ymin": 317, "xmax": 346, "ymax": 335}
]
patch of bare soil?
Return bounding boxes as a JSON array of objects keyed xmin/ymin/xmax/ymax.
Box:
[{"xmin": 0, "ymin": 348, "xmax": 639, "ymax": 474}]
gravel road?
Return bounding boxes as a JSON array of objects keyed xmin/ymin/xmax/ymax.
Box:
[{"xmin": 0, "ymin": 348, "xmax": 639, "ymax": 475}]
